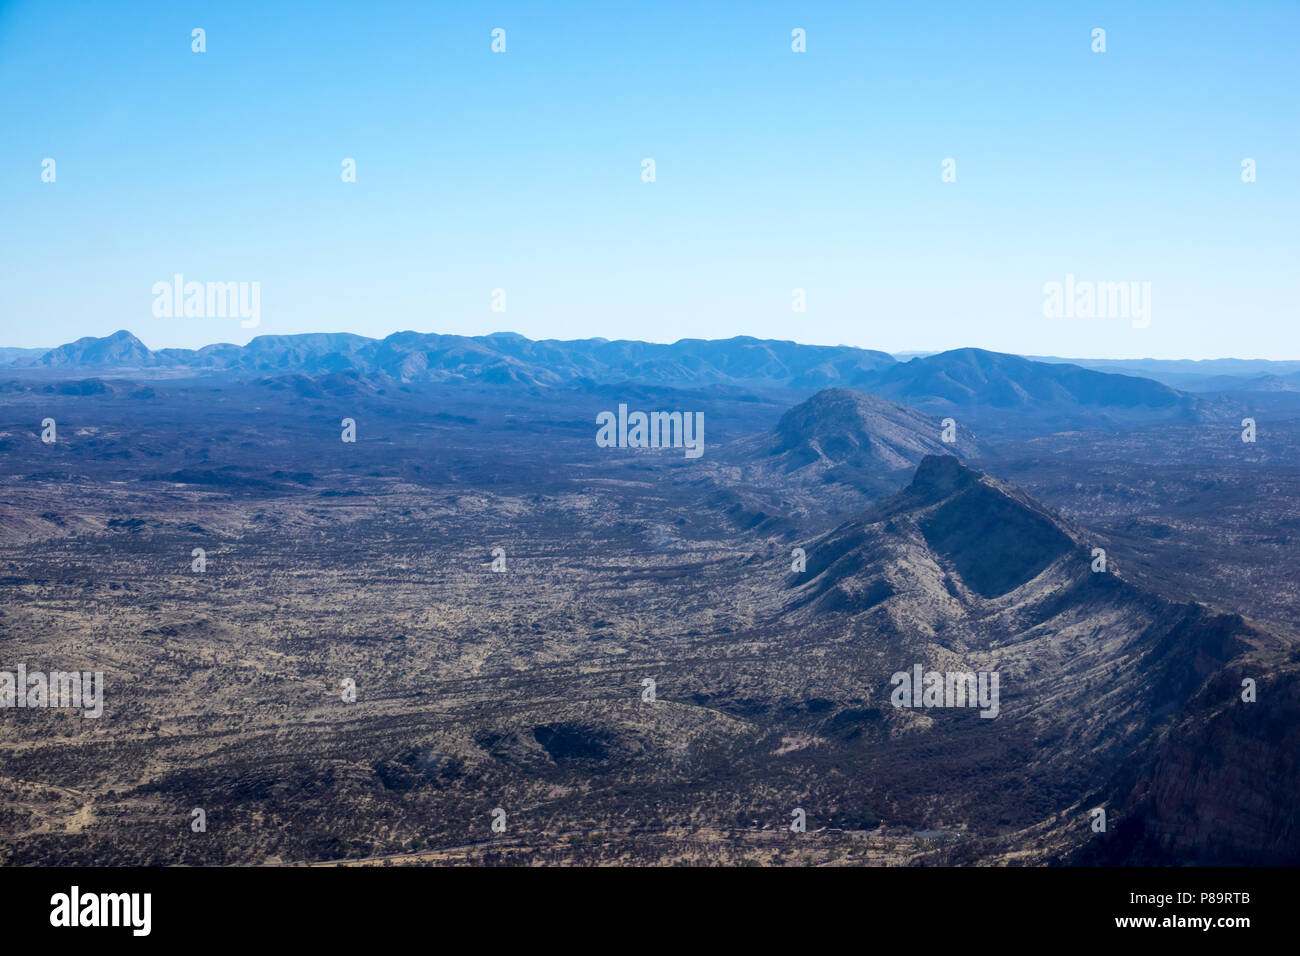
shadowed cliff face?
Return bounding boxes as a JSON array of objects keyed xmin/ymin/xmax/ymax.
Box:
[
  {"xmin": 795, "ymin": 454, "xmax": 1086, "ymax": 613},
  {"xmin": 910, "ymin": 458, "xmax": 1075, "ymax": 598},
  {"xmin": 1074, "ymin": 653, "xmax": 1300, "ymax": 866}
]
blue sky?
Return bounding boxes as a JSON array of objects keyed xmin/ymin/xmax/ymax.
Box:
[{"xmin": 1, "ymin": 0, "xmax": 1296, "ymax": 358}]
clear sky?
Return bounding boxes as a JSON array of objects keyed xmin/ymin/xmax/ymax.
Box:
[{"xmin": 1, "ymin": 1, "xmax": 1296, "ymax": 358}]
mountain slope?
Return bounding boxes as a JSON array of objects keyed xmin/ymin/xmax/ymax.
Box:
[
  {"xmin": 693, "ymin": 389, "xmax": 987, "ymax": 526},
  {"xmin": 781, "ymin": 455, "xmax": 1297, "ymax": 864},
  {"xmin": 858, "ymin": 348, "xmax": 1211, "ymax": 433},
  {"xmin": 37, "ymin": 330, "xmax": 162, "ymax": 368},
  {"xmin": 866, "ymin": 348, "xmax": 1181, "ymax": 407},
  {"xmin": 764, "ymin": 388, "xmax": 984, "ymax": 473}
]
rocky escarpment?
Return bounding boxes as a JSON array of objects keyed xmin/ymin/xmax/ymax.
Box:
[
  {"xmin": 784, "ymin": 455, "xmax": 1299, "ymax": 865},
  {"xmin": 1074, "ymin": 650, "xmax": 1300, "ymax": 865}
]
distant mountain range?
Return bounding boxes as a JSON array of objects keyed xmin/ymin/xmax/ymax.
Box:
[
  {"xmin": 1031, "ymin": 355, "xmax": 1300, "ymax": 391},
  {"xmin": 11, "ymin": 329, "xmax": 900, "ymax": 388},
  {"xmin": 12, "ymin": 331, "xmax": 1297, "ymax": 389},
  {"xmin": 5, "ymin": 329, "xmax": 1278, "ymax": 433}
]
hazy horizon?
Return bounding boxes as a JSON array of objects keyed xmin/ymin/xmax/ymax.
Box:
[{"xmin": 5, "ymin": 326, "xmax": 1299, "ymax": 367}]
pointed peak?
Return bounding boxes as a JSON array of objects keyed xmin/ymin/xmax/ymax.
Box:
[{"xmin": 909, "ymin": 454, "xmax": 980, "ymax": 495}]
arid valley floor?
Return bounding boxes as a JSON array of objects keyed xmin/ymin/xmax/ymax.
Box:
[{"xmin": 2, "ymin": 335, "xmax": 1298, "ymax": 866}]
